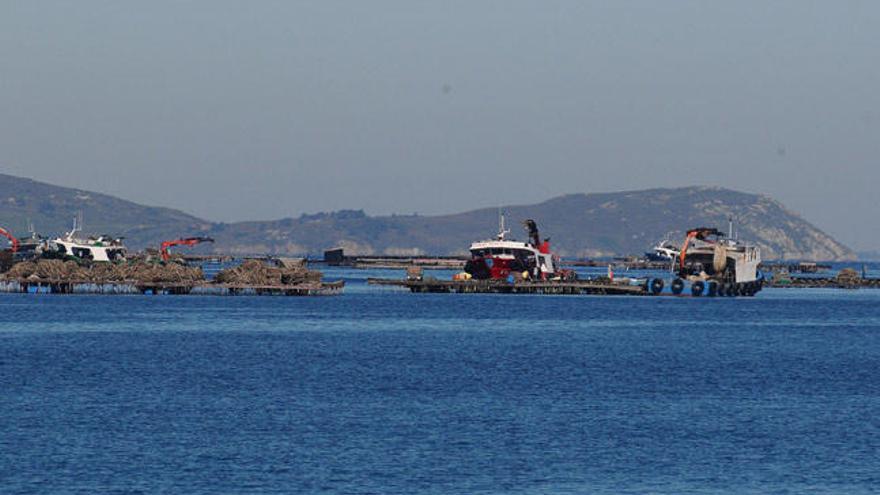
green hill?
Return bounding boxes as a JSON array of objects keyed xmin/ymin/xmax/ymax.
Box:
[
  {"xmin": 0, "ymin": 174, "xmax": 854, "ymax": 260},
  {"xmin": 208, "ymin": 187, "xmax": 852, "ymax": 260},
  {"xmin": 0, "ymin": 173, "xmax": 210, "ymax": 248}
]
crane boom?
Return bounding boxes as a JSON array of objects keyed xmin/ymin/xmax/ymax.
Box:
[
  {"xmin": 0, "ymin": 226, "xmax": 19, "ymax": 253},
  {"xmin": 160, "ymin": 236, "xmax": 214, "ymax": 262}
]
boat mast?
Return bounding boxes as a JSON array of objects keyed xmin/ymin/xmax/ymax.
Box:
[
  {"xmin": 66, "ymin": 212, "xmax": 83, "ymax": 241},
  {"xmin": 496, "ymin": 209, "xmax": 509, "ymax": 241}
]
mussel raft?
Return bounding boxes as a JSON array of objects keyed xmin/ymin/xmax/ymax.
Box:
[
  {"xmin": 0, "ymin": 259, "xmax": 344, "ymax": 296},
  {"xmin": 367, "ymin": 276, "xmax": 763, "ymax": 297}
]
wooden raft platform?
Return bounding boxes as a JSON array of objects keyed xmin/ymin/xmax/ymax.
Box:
[
  {"xmin": 0, "ymin": 279, "xmax": 344, "ymax": 296},
  {"xmin": 765, "ymin": 278, "xmax": 880, "ymax": 289},
  {"xmin": 368, "ymin": 278, "xmax": 648, "ymax": 295}
]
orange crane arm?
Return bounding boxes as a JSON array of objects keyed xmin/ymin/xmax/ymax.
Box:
[
  {"xmin": 679, "ymin": 227, "xmax": 723, "ymax": 272},
  {"xmin": 679, "ymin": 231, "xmax": 698, "ymax": 272},
  {"xmin": 160, "ymin": 236, "xmax": 214, "ymax": 262},
  {"xmin": 0, "ymin": 227, "xmax": 19, "ymax": 253}
]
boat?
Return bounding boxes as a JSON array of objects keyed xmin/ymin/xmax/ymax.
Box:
[
  {"xmin": 15, "ymin": 233, "xmax": 47, "ymax": 260},
  {"xmin": 45, "ymin": 217, "xmax": 127, "ymax": 262},
  {"xmin": 646, "ymin": 225, "xmax": 762, "ymax": 296},
  {"xmin": 0, "ymin": 222, "xmax": 50, "ymax": 261},
  {"xmin": 462, "ymin": 215, "xmax": 572, "ymax": 281},
  {"xmin": 644, "ymin": 237, "xmax": 680, "ymax": 262}
]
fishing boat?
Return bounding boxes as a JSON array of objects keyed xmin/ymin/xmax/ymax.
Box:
[
  {"xmin": 646, "ymin": 224, "xmax": 763, "ymax": 297},
  {"xmin": 45, "ymin": 217, "xmax": 127, "ymax": 262},
  {"xmin": 0, "ymin": 222, "xmax": 50, "ymax": 261},
  {"xmin": 463, "ymin": 215, "xmax": 571, "ymax": 280}
]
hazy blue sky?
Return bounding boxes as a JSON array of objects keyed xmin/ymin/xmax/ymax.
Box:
[{"xmin": 1, "ymin": 1, "xmax": 878, "ymax": 249}]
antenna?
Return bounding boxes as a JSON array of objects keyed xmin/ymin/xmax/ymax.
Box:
[
  {"xmin": 728, "ymin": 216, "xmax": 733, "ymax": 239},
  {"xmin": 496, "ymin": 209, "xmax": 510, "ymax": 240}
]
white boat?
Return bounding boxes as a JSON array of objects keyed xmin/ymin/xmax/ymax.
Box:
[
  {"xmin": 644, "ymin": 238, "xmax": 680, "ymax": 262},
  {"xmin": 47, "ymin": 217, "xmax": 126, "ymax": 262}
]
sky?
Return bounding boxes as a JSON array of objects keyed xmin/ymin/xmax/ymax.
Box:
[{"xmin": 1, "ymin": 1, "xmax": 878, "ymax": 249}]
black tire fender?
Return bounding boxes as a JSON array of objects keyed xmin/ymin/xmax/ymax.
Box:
[
  {"xmin": 650, "ymin": 278, "xmax": 664, "ymax": 295},
  {"xmin": 691, "ymin": 281, "xmax": 705, "ymax": 297},
  {"xmin": 671, "ymin": 278, "xmax": 685, "ymax": 295}
]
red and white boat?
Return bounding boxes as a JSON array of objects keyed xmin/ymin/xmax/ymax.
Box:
[{"xmin": 463, "ymin": 215, "xmax": 569, "ymax": 280}]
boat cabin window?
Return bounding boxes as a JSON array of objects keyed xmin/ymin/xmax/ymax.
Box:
[
  {"xmin": 107, "ymin": 249, "xmax": 125, "ymax": 261},
  {"xmin": 472, "ymin": 247, "xmax": 536, "ymax": 258},
  {"xmin": 72, "ymin": 247, "xmax": 93, "ymax": 260}
]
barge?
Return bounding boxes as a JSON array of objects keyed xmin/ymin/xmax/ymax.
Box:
[{"xmin": 369, "ymin": 277, "xmax": 645, "ymax": 295}]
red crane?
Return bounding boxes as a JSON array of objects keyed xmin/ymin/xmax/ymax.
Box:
[
  {"xmin": 160, "ymin": 236, "xmax": 214, "ymax": 262},
  {"xmin": 0, "ymin": 226, "xmax": 19, "ymax": 253}
]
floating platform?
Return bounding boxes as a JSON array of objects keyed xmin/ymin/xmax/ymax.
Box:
[
  {"xmin": 368, "ymin": 276, "xmax": 767, "ymax": 297},
  {"xmin": 766, "ymin": 278, "xmax": 880, "ymax": 289},
  {"xmin": 0, "ymin": 279, "xmax": 344, "ymax": 296},
  {"xmin": 368, "ymin": 278, "xmax": 648, "ymax": 295}
]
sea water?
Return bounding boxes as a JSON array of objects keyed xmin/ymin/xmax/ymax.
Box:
[{"xmin": 2, "ymin": 267, "xmax": 879, "ymax": 494}]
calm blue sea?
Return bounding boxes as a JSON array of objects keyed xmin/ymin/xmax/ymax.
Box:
[{"xmin": 2, "ymin": 267, "xmax": 880, "ymax": 494}]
